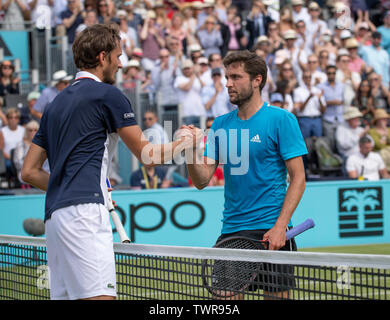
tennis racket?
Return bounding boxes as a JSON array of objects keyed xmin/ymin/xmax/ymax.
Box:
[
  {"xmin": 201, "ymin": 219, "xmax": 315, "ymax": 298},
  {"xmin": 107, "ymin": 178, "xmax": 131, "ymax": 243}
]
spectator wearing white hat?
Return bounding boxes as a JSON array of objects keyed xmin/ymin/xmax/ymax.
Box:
[
  {"xmin": 291, "ymin": 0, "xmax": 310, "ymax": 25},
  {"xmin": 32, "ymin": 70, "xmax": 73, "ymax": 120},
  {"xmin": 122, "ymin": 60, "xmax": 143, "ymax": 90},
  {"xmin": 336, "ymin": 106, "xmax": 369, "ymax": 159},
  {"xmin": 275, "ymin": 29, "xmax": 307, "ymax": 81},
  {"xmin": 196, "ymin": 0, "xmax": 216, "ymax": 30},
  {"xmin": 305, "ymin": 2, "xmax": 327, "ymax": 47},
  {"xmin": 314, "ymin": 30, "xmax": 338, "ymax": 65},
  {"xmin": 345, "ymin": 37, "xmax": 366, "ymax": 74},
  {"xmin": 174, "ymin": 59, "xmax": 206, "ymax": 127},
  {"xmin": 19, "ymin": 91, "xmax": 41, "ymax": 125},
  {"xmin": 335, "ymin": 49, "xmax": 361, "ymax": 107}
]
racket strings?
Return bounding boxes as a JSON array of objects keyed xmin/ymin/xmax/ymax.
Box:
[{"xmin": 202, "ymin": 238, "xmax": 265, "ymax": 297}]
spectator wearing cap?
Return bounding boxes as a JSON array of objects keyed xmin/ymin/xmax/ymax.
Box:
[
  {"xmin": 293, "ymin": 70, "xmax": 326, "ymax": 139},
  {"xmin": 197, "ymin": 15, "xmax": 223, "ymax": 58},
  {"xmin": 314, "ymin": 30, "xmax": 338, "ymax": 65},
  {"xmin": 19, "ymin": 91, "xmax": 41, "ymax": 126},
  {"xmin": 246, "ymin": 0, "xmax": 274, "ymax": 49},
  {"xmin": 201, "ymin": 68, "xmax": 231, "ymax": 118},
  {"xmin": 335, "ymin": 106, "xmax": 370, "ymax": 160},
  {"xmin": 360, "ymin": 32, "xmax": 390, "ymax": 87},
  {"xmin": 32, "ymin": 70, "xmax": 73, "ymax": 120},
  {"xmin": 317, "ymin": 65, "xmax": 345, "ymax": 151},
  {"xmin": 122, "ymin": 0, "xmax": 143, "ymax": 32},
  {"xmin": 269, "ymin": 92, "xmax": 284, "ymax": 108},
  {"xmin": 305, "ymin": 2, "xmax": 327, "ymax": 47},
  {"xmin": 291, "ymin": 0, "xmax": 310, "ymax": 25},
  {"xmin": 335, "ymin": 49, "xmax": 361, "ymax": 107},
  {"xmin": 345, "ymin": 38, "xmax": 366, "ymax": 74},
  {"xmin": 60, "ymin": 0, "xmax": 84, "ymax": 46},
  {"xmin": 140, "ymin": 10, "xmax": 166, "ymax": 71},
  {"xmin": 377, "ymin": 11, "xmax": 390, "ymax": 58},
  {"xmin": 151, "ymin": 48, "xmax": 181, "ymax": 111},
  {"xmin": 368, "ymin": 109, "xmax": 390, "ymax": 172},
  {"xmin": 173, "ymin": 59, "xmax": 206, "ymax": 127}
]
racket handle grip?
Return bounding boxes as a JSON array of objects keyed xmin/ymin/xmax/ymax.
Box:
[{"xmin": 286, "ymin": 218, "xmax": 315, "ymax": 240}]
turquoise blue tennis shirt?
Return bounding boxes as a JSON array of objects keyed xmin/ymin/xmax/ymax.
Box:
[{"xmin": 204, "ymin": 102, "xmax": 307, "ymax": 234}]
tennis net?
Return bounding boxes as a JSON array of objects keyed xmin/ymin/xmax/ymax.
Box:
[{"xmin": 1, "ymin": 234, "xmax": 390, "ymax": 300}]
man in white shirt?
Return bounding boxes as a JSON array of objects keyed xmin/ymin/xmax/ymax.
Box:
[
  {"xmin": 336, "ymin": 106, "xmax": 369, "ymax": 159},
  {"xmin": 346, "ymin": 135, "xmax": 390, "ymax": 180},
  {"xmin": 293, "ymin": 70, "xmax": 325, "ymax": 139},
  {"xmin": 174, "ymin": 59, "xmax": 206, "ymax": 128},
  {"xmin": 142, "ymin": 110, "xmax": 169, "ymax": 144},
  {"xmin": 291, "ymin": 0, "xmax": 310, "ymax": 24},
  {"xmin": 201, "ymin": 68, "xmax": 231, "ymax": 118},
  {"xmin": 305, "ymin": 2, "xmax": 327, "ymax": 46}
]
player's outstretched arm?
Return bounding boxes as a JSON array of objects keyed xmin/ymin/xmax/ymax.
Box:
[
  {"xmin": 21, "ymin": 143, "xmax": 49, "ymax": 191},
  {"xmin": 118, "ymin": 125, "xmax": 201, "ymax": 166}
]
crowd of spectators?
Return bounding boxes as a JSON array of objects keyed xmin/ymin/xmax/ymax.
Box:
[{"xmin": 1, "ymin": 0, "xmax": 390, "ymax": 189}]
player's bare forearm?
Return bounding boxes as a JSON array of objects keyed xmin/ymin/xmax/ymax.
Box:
[
  {"xmin": 264, "ymin": 156, "xmax": 306, "ymax": 250},
  {"xmin": 187, "ymin": 154, "xmax": 218, "ymax": 190},
  {"xmin": 119, "ymin": 125, "xmax": 201, "ymax": 167},
  {"xmin": 21, "ymin": 143, "xmax": 49, "ymax": 191}
]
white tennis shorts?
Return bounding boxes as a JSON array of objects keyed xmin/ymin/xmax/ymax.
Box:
[{"xmin": 45, "ymin": 203, "xmax": 117, "ymax": 300}]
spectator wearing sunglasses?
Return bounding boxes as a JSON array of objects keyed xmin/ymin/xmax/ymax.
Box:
[{"xmin": 0, "ymin": 60, "xmax": 20, "ymax": 103}]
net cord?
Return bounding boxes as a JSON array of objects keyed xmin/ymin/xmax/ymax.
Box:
[{"xmin": 1, "ymin": 234, "xmax": 390, "ymax": 270}]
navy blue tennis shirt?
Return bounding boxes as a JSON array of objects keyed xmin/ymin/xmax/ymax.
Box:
[{"xmin": 33, "ymin": 73, "xmax": 137, "ymax": 222}]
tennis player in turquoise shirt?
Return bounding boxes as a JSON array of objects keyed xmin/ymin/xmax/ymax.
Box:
[{"xmin": 185, "ymin": 50, "xmax": 307, "ymax": 299}]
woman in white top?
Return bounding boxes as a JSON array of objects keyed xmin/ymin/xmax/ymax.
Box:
[{"xmin": 0, "ymin": 107, "xmax": 25, "ymax": 175}]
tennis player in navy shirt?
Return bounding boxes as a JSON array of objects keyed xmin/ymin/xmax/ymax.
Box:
[
  {"xmin": 186, "ymin": 50, "xmax": 307, "ymax": 299},
  {"xmin": 21, "ymin": 23, "xmax": 200, "ymax": 300}
]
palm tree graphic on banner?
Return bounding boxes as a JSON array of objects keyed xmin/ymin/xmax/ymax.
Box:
[{"xmin": 341, "ymin": 189, "xmax": 380, "ymax": 230}]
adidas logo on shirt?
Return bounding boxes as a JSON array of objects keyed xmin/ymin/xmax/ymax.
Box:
[{"xmin": 250, "ymin": 134, "xmax": 261, "ymax": 143}]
